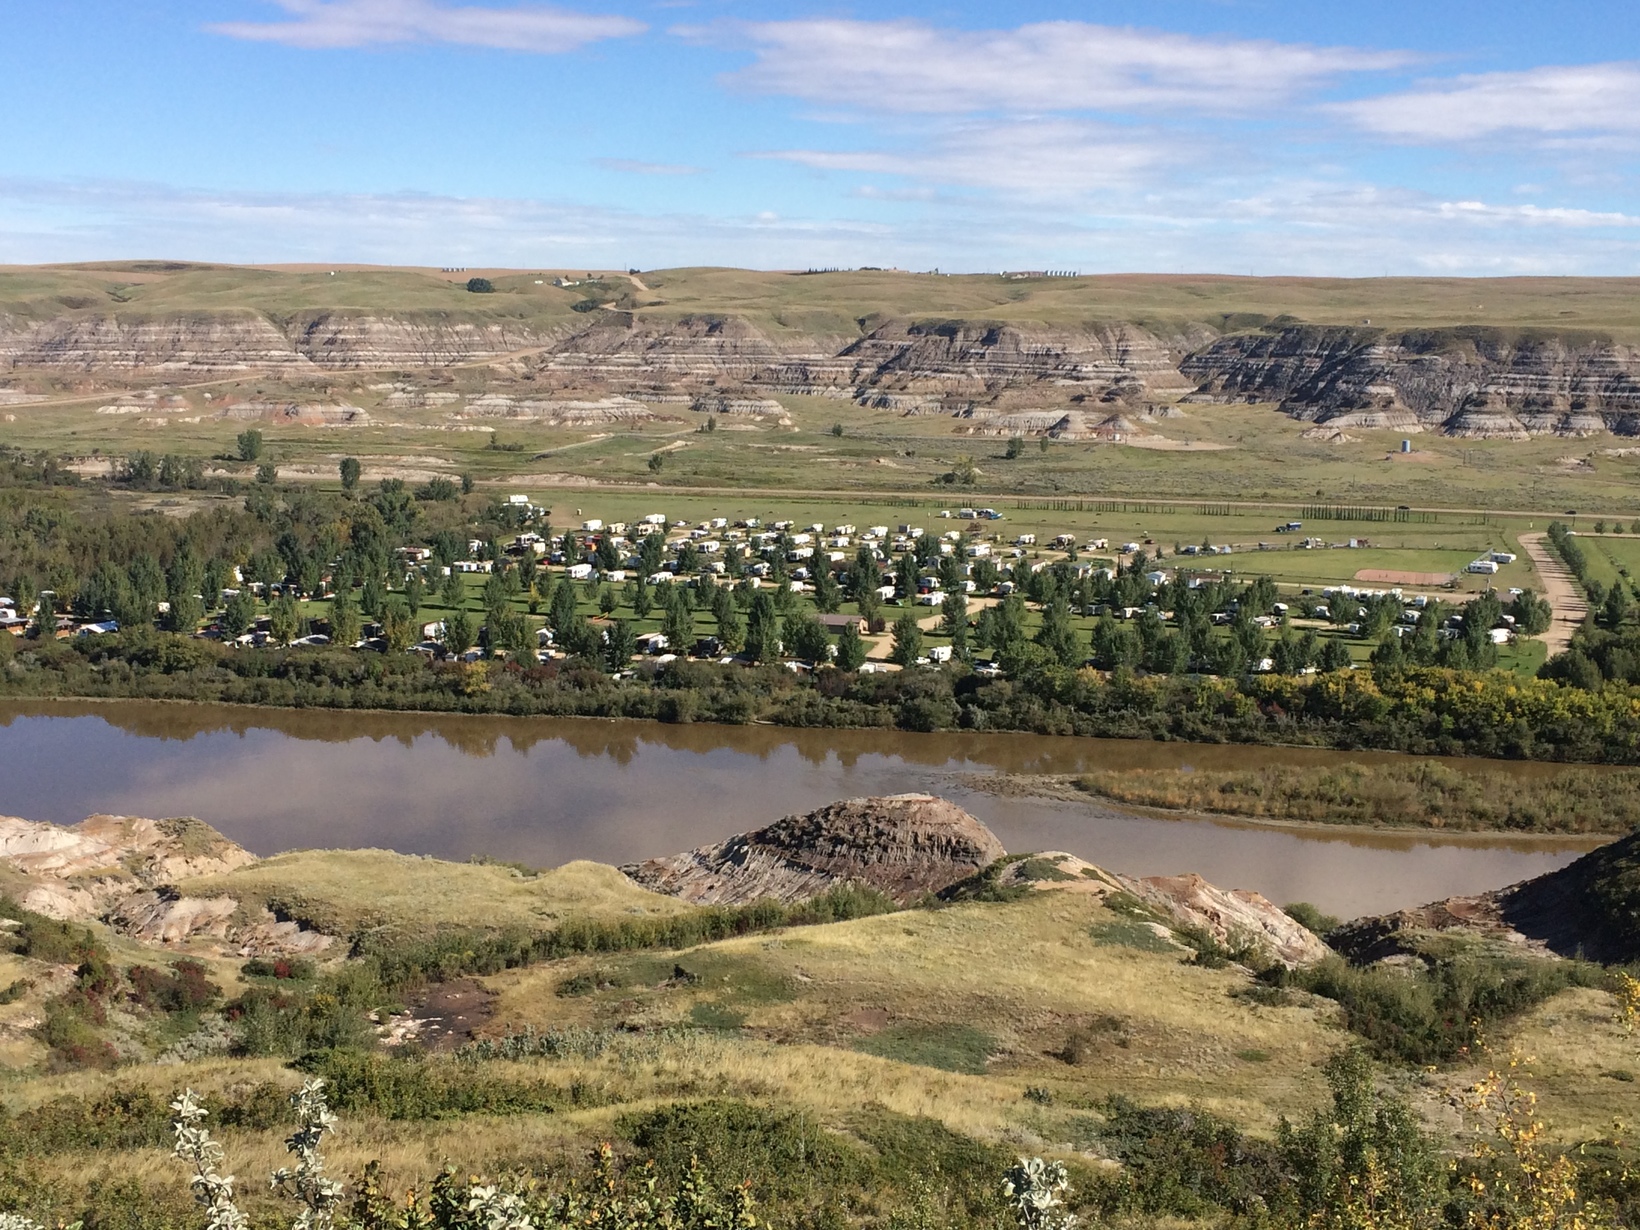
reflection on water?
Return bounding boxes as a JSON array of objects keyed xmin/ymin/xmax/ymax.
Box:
[{"xmin": 0, "ymin": 700, "xmax": 1603, "ymax": 919}]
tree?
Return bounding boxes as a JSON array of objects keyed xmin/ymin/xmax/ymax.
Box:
[
  {"xmin": 835, "ymin": 620, "xmax": 867, "ymax": 670},
  {"xmin": 598, "ymin": 585, "xmax": 618, "ymax": 617},
  {"xmin": 813, "ymin": 568, "xmax": 842, "ymax": 613},
  {"xmin": 164, "ymin": 588, "xmax": 203, "ymax": 635},
  {"xmin": 404, "ymin": 571, "xmax": 424, "ymax": 618},
  {"xmin": 830, "ymin": 423, "xmax": 844, "ymax": 437},
  {"xmin": 745, "ymin": 591, "xmax": 781, "ymax": 662},
  {"xmin": 466, "ymin": 277, "xmax": 494, "ymax": 293},
  {"xmin": 716, "ymin": 603, "xmax": 746, "ymax": 652},
  {"xmin": 381, "ymin": 596, "xmax": 416, "ymax": 652},
  {"xmin": 1004, "ymin": 436, "xmax": 1025, "ymax": 460},
  {"xmin": 1318, "ymin": 635, "xmax": 1354, "ymax": 672},
  {"xmin": 951, "ymin": 454, "xmax": 979, "ymax": 486},
  {"xmin": 662, "ymin": 590, "xmax": 694, "ymax": 653},
  {"xmin": 440, "ymin": 569, "xmax": 465, "ymax": 609},
  {"xmin": 604, "ymin": 618, "xmax": 637, "ymax": 670},
  {"xmin": 1509, "ymin": 588, "xmax": 1553, "ymax": 637},
  {"xmin": 1035, "ymin": 596, "xmax": 1082, "ymax": 668},
  {"xmin": 256, "ymin": 461, "xmax": 278, "ymax": 485},
  {"xmin": 460, "ymin": 473, "xmax": 474, "ymax": 495},
  {"xmin": 940, "ymin": 588, "xmax": 969, "ymax": 657},
  {"xmin": 889, "ymin": 612, "xmax": 924, "ymax": 665},
  {"xmin": 329, "ymin": 590, "xmax": 361, "ymax": 647},
  {"xmin": 1603, "ymin": 582, "xmax": 1631, "ymax": 630},
  {"xmin": 787, "ymin": 612, "xmax": 832, "ymax": 663},
  {"xmin": 648, "ymin": 452, "xmax": 665, "ymax": 474},
  {"xmin": 442, "ymin": 609, "xmax": 476, "ymax": 656},
  {"xmin": 269, "ymin": 592, "xmax": 301, "ymax": 645},
  {"xmin": 236, "ymin": 429, "xmax": 263, "ymax": 463},
  {"xmin": 221, "ymin": 590, "xmax": 257, "ymax": 638},
  {"xmin": 339, "ymin": 457, "xmax": 361, "ymax": 491}
]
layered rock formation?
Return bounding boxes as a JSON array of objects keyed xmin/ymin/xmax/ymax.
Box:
[
  {"xmin": 986, "ymin": 851, "xmax": 1329, "ymax": 968},
  {"xmin": 0, "ymin": 312, "xmax": 553, "ymax": 372},
  {"xmin": 625, "ymin": 794, "xmax": 1328, "ymax": 967},
  {"xmin": 9, "ymin": 299, "xmax": 1640, "ymax": 441},
  {"xmin": 622, "ymin": 794, "xmax": 1007, "ymax": 906},
  {"xmin": 1183, "ymin": 325, "xmax": 1640, "ymax": 437},
  {"xmin": 0, "ymin": 813, "xmax": 329, "ymax": 954},
  {"xmin": 1329, "ymin": 828, "xmax": 1640, "ymax": 965}
]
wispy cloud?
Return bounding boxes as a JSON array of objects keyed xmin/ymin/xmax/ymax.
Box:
[
  {"xmin": 1336, "ymin": 61, "xmax": 1640, "ymax": 141},
  {"xmin": 4, "ymin": 174, "xmax": 1638, "ymax": 278},
  {"xmin": 595, "ymin": 158, "xmax": 703, "ymax": 176},
  {"xmin": 709, "ymin": 19, "xmax": 1412, "ymax": 115},
  {"xmin": 208, "ymin": 0, "xmax": 644, "ymax": 52},
  {"xmin": 760, "ymin": 119, "xmax": 1190, "ymax": 199}
]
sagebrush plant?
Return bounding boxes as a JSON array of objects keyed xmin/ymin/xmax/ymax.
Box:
[
  {"xmin": 271, "ymin": 1080, "xmax": 346, "ymax": 1230},
  {"xmin": 170, "ymin": 1087, "xmax": 251, "ymax": 1230},
  {"xmin": 1002, "ymin": 1158, "xmax": 1076, "ymax": 1230}
]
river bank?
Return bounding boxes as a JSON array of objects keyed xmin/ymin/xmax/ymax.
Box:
[
  {"xmin": 966, "ymin": 760, "xmax": 1640, "ymax": 837},
  {"xmin": 0, "ymin": 697, "xmax": 1600, "ymax": 919}
]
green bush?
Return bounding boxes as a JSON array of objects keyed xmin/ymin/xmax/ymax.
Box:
[
  {"xmin": 293, "ymin": 1049, "xmax": 598, "ymax": 1119},
  {"xmin": 1281, "ymin": 952, "xmax": 1606, "ymax": 1064}
]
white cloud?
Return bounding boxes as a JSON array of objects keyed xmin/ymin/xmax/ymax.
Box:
[
  {"xmin": 710, "ymin": 19, "xmax": 1411, "ymax": 116},
  {"xmin": 0, "ymin": 178, "xmax": 893, "ymax": 269},
  {"xmin": 595, "ymin": 158, "xmax": 703, "ymax": 176},
  {"xmin": 1336, "ymin": 61, "xmax": 1640, "ymax": 141},
  {"xmin": 208, "ymin": 0, "xmax": 644, "ymax": 52},
  {"xmin": 3, "ymin": 175, "xmax": 1639, "ymax": 278},
  {"xmin": 760, "ymin": 118, "xmax": 1187, "ymax": 199}
]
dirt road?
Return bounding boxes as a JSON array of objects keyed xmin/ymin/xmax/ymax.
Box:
[{"xmin": 1518, "ymin": 532, "xmax": 1586, "ymax": 657}]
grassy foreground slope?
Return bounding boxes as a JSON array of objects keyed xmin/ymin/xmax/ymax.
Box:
[{"xmin": 5, "ymin": 845, "xmax": 1640, "ymax": 1227}]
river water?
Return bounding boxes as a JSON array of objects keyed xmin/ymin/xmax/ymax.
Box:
[{"xmin": 0, "ymin": 700, "xmax": 1604, "ymax": 919}]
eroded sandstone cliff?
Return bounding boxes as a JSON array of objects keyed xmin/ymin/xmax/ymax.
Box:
[{"xmin": 1182, "ymin": 325, "xmax": 1640, "ymax": 438}]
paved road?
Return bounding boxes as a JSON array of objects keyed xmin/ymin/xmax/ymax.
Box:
[{"xmin": 1518, "ymin": 532, "xmax": 1586, "ymax": 658}]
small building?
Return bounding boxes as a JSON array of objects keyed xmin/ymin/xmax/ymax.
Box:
[{"xmin": 816, "ymin": 614, "xmax": 868, "ymax": 634}]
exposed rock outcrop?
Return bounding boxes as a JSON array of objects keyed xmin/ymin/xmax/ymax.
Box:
[
  {"xmin": 624, "ymin": 796, "xmax": 1327, "ymax": 967},
  {"xmin": 1329, "ymin": 828, "xmax": 1640, "ymax": 965},
  {"xmin": 622, "ymin": 794, "xmax": 1006, "ymax": 906},
  {"xmin": 1183, "ymin": 325, "xmax": 1640, "ymax": 437},
  {"xmin": 0, "ymin": 813, "xmax": 326, "ymax": 954},
  {"xmin": 453, "ymin": 393, "xmax": 664, "ymax": 425},
  {"xmin": 988, "ymin": 852, "xmax": 1329, "ymax": 968}
]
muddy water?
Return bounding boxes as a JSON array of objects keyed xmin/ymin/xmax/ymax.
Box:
[{"xmin": 0, "ymin": 700, "xmax": 1605, "ymax": 919}]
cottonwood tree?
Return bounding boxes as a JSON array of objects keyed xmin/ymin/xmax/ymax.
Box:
[
  {"xmin": 338, "ymin": 457, "xmax": 361, "ymax": 491},
  {"xmin": 236, "ymin": 429, "xmax": 263, "ymax": 463}
]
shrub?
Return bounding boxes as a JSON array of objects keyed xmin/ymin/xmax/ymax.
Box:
[
  {"xmin": 128, "ymin": 960, "xmax": 220, "ymax": 1014},
  {"xmin": 465, "ymin": 277, "xmax": 493, "ymax": 293}
]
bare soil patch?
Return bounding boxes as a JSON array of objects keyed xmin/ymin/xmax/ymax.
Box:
[{"xmin": 1354, "ymin": 569, "xmax": 1456, "ymax": 586}]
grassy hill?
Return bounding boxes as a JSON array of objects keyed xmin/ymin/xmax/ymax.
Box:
[{"xmin": 6, "ymin": 262, "xmax": 1640, "ymax": 338}]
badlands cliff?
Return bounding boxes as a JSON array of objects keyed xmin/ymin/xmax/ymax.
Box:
[{"xmin": 10, "ymin": 264, "xmax": 1640, "ymax": 436}]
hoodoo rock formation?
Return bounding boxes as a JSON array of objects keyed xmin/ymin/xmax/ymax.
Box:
[{"xmin": 622, "ymin": 794, "xmax": 1007, "ymax": 906}]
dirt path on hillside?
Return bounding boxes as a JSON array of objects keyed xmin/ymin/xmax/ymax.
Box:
[{"xmin": 1519, "ymin": 532, "xmax": 1586, "ymax": 657}]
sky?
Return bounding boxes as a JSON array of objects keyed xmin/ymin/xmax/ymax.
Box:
[{"xmin": 2, "ymin": 1, "xmax": 1639, "ymax": 275}]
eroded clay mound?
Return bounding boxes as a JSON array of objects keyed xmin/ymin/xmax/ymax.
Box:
[{"xmin": 622, "ymin": 793, "xmax": 1006, "ymax": 906}]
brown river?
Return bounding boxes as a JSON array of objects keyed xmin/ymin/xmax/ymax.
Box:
[{"xmin": 0, "ymin": 700, "xmax": 1608, "ymax": 919}]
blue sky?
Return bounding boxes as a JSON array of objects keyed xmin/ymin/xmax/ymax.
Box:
[{"xmin": 2, "ymin": 0, "xmax": 1639, "ymax": 274}]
